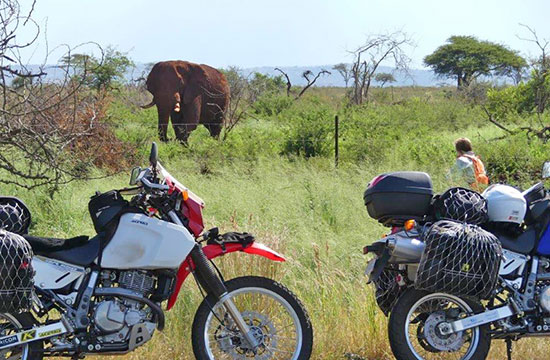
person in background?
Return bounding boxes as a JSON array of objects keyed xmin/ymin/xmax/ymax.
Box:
[{"xmin": 449, "ymin": 137, "xmax": 489, "ymax": 190}]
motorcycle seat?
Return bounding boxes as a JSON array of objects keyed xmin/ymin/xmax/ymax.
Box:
[
  {"xmin": 495, "ymin": 227, "xmax": 537, "ymax": 255},
  {"xmin": 24, "ymin": 234, "xmax": 101, "ymax": 266}
]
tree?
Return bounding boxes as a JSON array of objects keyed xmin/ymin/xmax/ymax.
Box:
[
  {"xmin": 518, "ymin": 24, "xmax": 549, "ymax": 115},
  {"xmin": 374, "ymin": 72, "xmax": 396, "ymax": 87},
  {"xmin": 274, "ymin": 68, "xmax": 330, "ymax": 100},
  {"xmin": 0, "ymin": 0, "xmax": 134, "ymax": 194},
  {"xmin": 62, "ymin": 46, "xmax": 134, "ymax": 91},
  {"xmin": 332, "ymin": 63, "xmax": 352, "ymax": 87},
  {"xmin": 349, "ymin": 31, "xmax": 413, "ymax": 105},
  {"xmin": 424, "ymin": 36, "xmax": 527, "ymax": 89}
]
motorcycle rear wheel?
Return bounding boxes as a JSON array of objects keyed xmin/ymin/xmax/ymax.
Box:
[
  {"xmin": 388, "ymin": 288, "xmax": 490, "ymax": 360},
  {"xmin": 0, "ymin": 313, "xmax": 43, "ymax": 360},
  {"xmin": 191, "ymin": 276, "xmax": 313, "ymax": 360}
]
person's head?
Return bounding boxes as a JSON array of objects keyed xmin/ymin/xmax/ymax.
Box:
[{"xmin": 454, "ymin": 137, "xmax": 473, "ymax": 156}]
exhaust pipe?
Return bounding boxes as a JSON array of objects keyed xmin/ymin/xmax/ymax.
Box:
[{"xmin": 386, "ymin": 237, "xmax": 425, "ymax": 263}]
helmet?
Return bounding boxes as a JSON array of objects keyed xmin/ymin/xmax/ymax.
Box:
[{"xmin": 482, "ymin": 184, "xmax": 526, "ymax": 225}]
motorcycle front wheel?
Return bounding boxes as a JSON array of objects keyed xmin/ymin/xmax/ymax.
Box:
[
  {"xmin": 388, "ymin": 288, "xmax": 490, "ymax": 360},
  {"xmin": 191, "ymin": 276, "xmax": 313, "ymax": 360}
]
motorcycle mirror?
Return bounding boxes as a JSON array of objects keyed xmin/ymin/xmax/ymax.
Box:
[
  {"xmin": 129, "ymin": 167, "xmax": 141, "ymax": 185},
  {"xmin": 149, "ymin": 142, "xmax": 158, "ymax": 168},
  {"xmin": 543, "ymin": 161, "xmax": 550, "ymax": 179}
]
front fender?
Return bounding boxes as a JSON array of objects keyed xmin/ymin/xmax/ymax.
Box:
[{"xmin": 166, "ymin": 242, "xmax": 285, "ymax": 310}]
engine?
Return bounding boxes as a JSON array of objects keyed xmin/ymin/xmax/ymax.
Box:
[{"xmin": 93, "ymin": 270, "xmax": 157, "ymax": 345}]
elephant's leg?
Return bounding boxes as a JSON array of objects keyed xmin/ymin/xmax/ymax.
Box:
[
  {"xmin": 174, "ymin": 96, "xmax": 201, "ymax": 143},
  {"xmin": 170, "ymin": 110, "xmax": 185, "ymax": 141},
  {"xmin": 203, "ymin": 114, "xmax": 223, "ymax": 139},
  {"xmin": 157, "ymin": 106, "xmax": 170, "ymax": 142}
]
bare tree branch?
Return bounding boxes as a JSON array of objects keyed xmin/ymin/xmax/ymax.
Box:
[
  {"xmin": 348, "ymin": 31, "xmax": 413, "ymax": 105},
  {"xmin": 0, "ymin": 0, "xmax": 135, "ymax": 194},
  {"xmin": 274, "ymin": 67, "xmax": 292, "ymax": 97},
  {"xmin": 296, "ymin": 69, "xmax": 330, "ymax": 99}
]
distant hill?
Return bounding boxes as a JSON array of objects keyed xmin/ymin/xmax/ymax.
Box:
[
  {"xmin": 12, "ymin": 63, "xmax": 449, "ymax": 87},
  {"xmin": 241, "ymin": 65, "xmax": 447, "ymax": 87}
]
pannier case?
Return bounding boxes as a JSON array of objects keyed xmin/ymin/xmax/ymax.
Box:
[{"xmin": 364, "ymin": 171, "xmax": 433, "ymax": 226}]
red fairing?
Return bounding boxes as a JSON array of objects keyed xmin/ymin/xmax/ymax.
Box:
[
  {"xmin": 166, "ymin": 242, "xmax": 285, "ymax": 310},
  {"xmin": 164, "ymin": 176, "xmax": 205, "ymax": 237},
  {"xmin": 181, "ymin": 193, "xmax": 205, "ymax": 237}
]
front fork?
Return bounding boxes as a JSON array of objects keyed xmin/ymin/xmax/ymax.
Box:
[
  {"xmin": 168, "ymin": 210, "xmax": 258, "ymax": 348},
  {"xmin": 189, "ymin": 245, "xmax": 259, "ymax": 348}
]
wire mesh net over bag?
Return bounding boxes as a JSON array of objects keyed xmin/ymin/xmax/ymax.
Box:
[
  {"xmin": 0, "ymin": 230, "xmax": 34, "ymax": 313},
  {"xmin": 415, "ymin": 220, "xmax": 502, "ymax": 299},
  {"xmin": 0, "ymin": 197, "xmax": 31, "ymax": 235},
  {"xmin": 433, "ymin": 187, "xmax": 488, "ymax": 225},
  {"xmin": 372, "ymin": 266, "xmax": 406, "ymax": 316}
]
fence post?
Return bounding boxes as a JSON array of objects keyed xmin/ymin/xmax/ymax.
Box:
[{"xmin": 334, "ymin": 115, "xmax": 339, "ymax": 168}]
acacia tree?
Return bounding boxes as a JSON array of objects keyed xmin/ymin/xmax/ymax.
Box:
[
  {"xmin": 424, "ymin": 36, "xmax": 527, "ymax": 89},
  {"xmin": 349, "ymin": 31, "xmax": 413, "ymax": 105},
  {"xmin": 374, "ymin": 72, "xmax": 396, "ymax": 87},
  {"xmin": 332, "ymin": 63, "xmax": 352, "ymax": 87}
]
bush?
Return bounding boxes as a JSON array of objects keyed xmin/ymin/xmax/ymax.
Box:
[
  {"xmin": 486, "ymin": 84, "xmax": 531, "ymax": 119},
  {"xmin": 280, "ymin": 98, "xmax": 334, "ymax": 158},
  {"xmin": 253, "ymin": 93, "xmax": 294, "ymax": 116}
]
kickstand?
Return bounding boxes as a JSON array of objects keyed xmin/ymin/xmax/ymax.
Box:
[{"xmin": 506, "ymin": 337, "xmax": 513, "ymax": 360}]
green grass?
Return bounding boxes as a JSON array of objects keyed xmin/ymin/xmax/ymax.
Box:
[{"xmin": 3, "ymin": 86, "xmax": 550, "ymax": 359}]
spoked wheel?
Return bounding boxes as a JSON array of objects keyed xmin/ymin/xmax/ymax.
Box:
[
  {"xmin": 388, "ymin": 289, "xmax": 490, "ymax": 360},
  {"xmin": 0, "ymin": 313, "xmax": 42, "ymax": 360},
  {"xmin": 192, "ymin": 276, "xmax": 313, "ymax": 360}
]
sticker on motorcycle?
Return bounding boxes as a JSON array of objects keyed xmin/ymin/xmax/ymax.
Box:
[
  {"xmin": 21, "ymin": 330, "xmax": 36, "ymax": 341},
  {"xmin": 0, "ymin": 335, "xmax": 18, "ymax": 347}
]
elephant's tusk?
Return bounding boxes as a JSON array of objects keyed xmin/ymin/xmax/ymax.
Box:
[
  {"xmin": 174, "ymin": 102, "xmax": 181, "ymax": 113},
  {"xmin": 141, "ymin": 100, "xmax": 155, "ymax": 109}
]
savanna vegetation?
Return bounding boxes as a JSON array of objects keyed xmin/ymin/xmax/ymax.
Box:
[{"xmin": 1, "ymin": 1, "xmax": 550, "ymax": 358}]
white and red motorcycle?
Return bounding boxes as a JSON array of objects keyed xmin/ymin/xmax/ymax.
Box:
[{"xmin": 0, "ymin": 143, "xmax": 313, "ymax": 360}]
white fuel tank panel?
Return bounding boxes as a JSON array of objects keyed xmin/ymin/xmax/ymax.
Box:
[{"xmin": 100, "ymin": 213, "xmax": 196, "ymax": 269}]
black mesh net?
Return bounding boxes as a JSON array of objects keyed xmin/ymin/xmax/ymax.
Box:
[
  {"xmin": 0, "ymin": 197, "xmax": 31, "ymax": 235},
  {"xmin": 433, "ymin": 187, "xmax": 488, "ymax": 225},
  {"xmin": 372, "ymin": 266, "xmax": 406, "ymax": 316},
  {"xmin": 415, "ymin": 220, "xmax": 502, "ymax": 299},
  {"xmin": 0, "ymin": 230, "xmax": 34, "ymax": 313}
]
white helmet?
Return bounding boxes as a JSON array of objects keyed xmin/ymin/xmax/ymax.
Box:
[{"xmin": 482, "ymin": 184, "xmax": 527, "ymax": 225}]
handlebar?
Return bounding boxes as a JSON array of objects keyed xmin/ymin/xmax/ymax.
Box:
[{"xmin": 140, "ymin": 177, "xmax": 170, "ymax": 191}]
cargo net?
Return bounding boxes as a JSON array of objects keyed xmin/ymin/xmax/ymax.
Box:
[
  {"xmin": 0, "ymin": 230, "xmax": 34, "ymax": 313},
  {"xmin": 372, "ymin": 266, "xmax": 406, "ymax": 316},
  {"xmin": 0, "ymin": 198, "xmax": 31, "ymax": 235},
  {"xmin": 415, "ymin": 220, "xmax": 502, "ymax": 299},
  {"xmin": 433, "ymin": 187, "xmax": 488, "ymax": 225}
]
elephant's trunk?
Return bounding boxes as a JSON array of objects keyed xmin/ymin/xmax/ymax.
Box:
[{"xmin": 141, "ymin": 99, "xmax": 155, "ymax": 109}]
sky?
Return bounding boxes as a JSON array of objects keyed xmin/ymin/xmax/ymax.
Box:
[{"xmin": 17, "ymin": 0, "xmax": 550, "ymax": 70}]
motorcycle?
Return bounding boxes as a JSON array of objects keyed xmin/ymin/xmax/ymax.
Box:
[
  {"xmin": 363, "ymin": 163, "xmax": 550, "ymax": 360},
  {"xmin": 0, "ymin": 143, "xmax": 313, "ymax": 360}
]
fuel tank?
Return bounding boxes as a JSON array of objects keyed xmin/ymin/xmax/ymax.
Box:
[{"xmin": 100, "ymin": 213, "xmax": 196, "ymax": 269}]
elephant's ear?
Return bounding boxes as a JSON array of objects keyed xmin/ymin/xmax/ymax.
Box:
[{"xmin": 182, "ymin": 79, "xmax": 200, "ymax": 105}]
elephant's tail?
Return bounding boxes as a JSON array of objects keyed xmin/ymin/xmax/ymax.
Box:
[{"xmin": 141, "ymin": 99, "xmax": 155, "ymax": 109}]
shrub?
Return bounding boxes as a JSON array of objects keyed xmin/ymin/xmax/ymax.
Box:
[{"xmin": 280, "ymin": 99, "xmax": 334, "ymax": 158}]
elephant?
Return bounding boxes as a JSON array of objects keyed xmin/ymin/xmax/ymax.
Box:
[{"xmin": 141, "ymin": 61, "xmax": 230, "ymax": 143}]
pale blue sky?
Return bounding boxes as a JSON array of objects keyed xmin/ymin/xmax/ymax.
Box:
[{"xmin": 19, "ymin": 0, "xmax": 549, "ymax": 69}]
